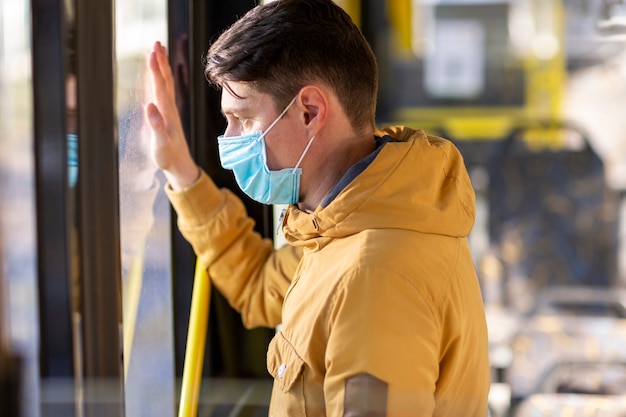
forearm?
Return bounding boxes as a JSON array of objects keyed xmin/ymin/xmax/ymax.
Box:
[{"xmin": 166, "ymin": 170, "xmax": 298, "ymax": 327}]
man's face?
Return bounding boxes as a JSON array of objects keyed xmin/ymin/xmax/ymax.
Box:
[{"xmin": 221, "ymin": 82, "xmax": 304, "ymax": 171}]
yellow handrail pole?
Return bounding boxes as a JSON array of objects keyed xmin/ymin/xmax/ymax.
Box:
[
  {"xmin": 122, "ymin": 245, "xmax": 146, "ymax": 379},
  {"xmin": 334, "ymin": 0, "xmax": 361, "ymax": 27},
  {"xmin": 178, "ymin": 260, "xmax": 211, "ymax": 417}
]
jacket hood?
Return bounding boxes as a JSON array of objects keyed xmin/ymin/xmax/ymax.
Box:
[{"xmin": 282, "ymin": 126, "xmax": 476, "ymax": 249}]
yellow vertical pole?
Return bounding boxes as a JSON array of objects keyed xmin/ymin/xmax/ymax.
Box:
[
  {"xmin": 334, "ymin": 0, "xmax": 361, "ymax": 27},
  {"xmin": 524, "ymin": 0, "xmax": 566, "ymax": 147},
  {"xmin": 178, "ymin": 260, "xmax": 211, "ymax": 417},
  {"xmin": 122, "ymin": 245, "xmax": 146, "ymax": 379},
  {"xmin": 387, "ymin": 0, "xmax": 413, "ymax": 56}
]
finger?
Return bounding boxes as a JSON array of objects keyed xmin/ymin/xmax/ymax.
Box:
[
  {"xmin": 155, "ymin": 43, "xmax": 175, "ymax": 94},
  {"xmin": 145, "ymin": 102, "xmax": 164, "ymax": 132},
  {"xmin": 148, "ymin": 50, "xmax": 165, "ymax": 91},
  {"xmin": 148, "ymin": 42, "xmax": 169, "ymax": 86},
  {"xmin": 148, "ymin": 54, "xmax": 176, "ymax": 117},
  {"xmin": 150, "ymin": 41, "xmax": 166, "ymax": 78},
  {"xmin": 149, "ymin": 47, "xmax": 178, "ymax": 109}
]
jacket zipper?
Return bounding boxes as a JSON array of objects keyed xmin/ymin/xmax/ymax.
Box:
[{"xmin": 275, "ymin": 208, "xmax": 287, "ymax": 236}]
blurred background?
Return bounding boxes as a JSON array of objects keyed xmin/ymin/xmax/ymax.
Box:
[{"xmin": 1, "ymin": 0, "xmax": 626, "ymax": 416}]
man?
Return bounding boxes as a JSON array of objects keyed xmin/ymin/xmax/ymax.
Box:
[{"xmin": 145, "ymin": 0, "xmax": 490, "ymax": 415}]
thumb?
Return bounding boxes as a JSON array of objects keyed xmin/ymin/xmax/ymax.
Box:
[{"xmin": 145, "ymin": 103, "xmax": 164, "ymax": 132}]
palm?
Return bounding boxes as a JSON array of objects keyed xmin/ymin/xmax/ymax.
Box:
[{"xmin": 145, "ymin": 42, "xmax": 197, "ymax": 188}]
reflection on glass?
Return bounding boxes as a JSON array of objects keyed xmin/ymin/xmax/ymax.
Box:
[
  {"xmin": 0, "ymin": 1, "xmax": 39, "ymax": 417},
  {"xmin": 115, "ymin": 1, "xmax": 174, "ymax": 416}
]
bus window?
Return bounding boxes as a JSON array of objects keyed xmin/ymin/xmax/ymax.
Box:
[
  {"xmin": 115, "ymin": 1, "xmax": 175, "ymax": 416},
  {"xmin": 0, "ymin": 1, "xmax": 39, "ymax": 416}
]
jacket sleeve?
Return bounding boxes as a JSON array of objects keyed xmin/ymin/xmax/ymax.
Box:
[
  {"xmin": 166, "ymin": 170, "xmax": 302, "ymax": 328},
  {"xmin": 324, "ymin": 266, "xmax": 439, "ymax": 417}
]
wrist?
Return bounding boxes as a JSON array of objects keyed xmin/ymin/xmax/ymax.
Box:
[{"xmin": 166, "ymin": 164, "xmax": 201, "ymax": 190}]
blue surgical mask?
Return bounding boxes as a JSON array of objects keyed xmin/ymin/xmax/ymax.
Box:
[{"xmin": 217, "ymin": 96, "xmax": 315, "ymax": 205}]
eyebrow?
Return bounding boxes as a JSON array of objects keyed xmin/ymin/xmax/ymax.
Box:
[{"xmin": 221, "ymin": 104, "xmax": 252, "ymax": 118}]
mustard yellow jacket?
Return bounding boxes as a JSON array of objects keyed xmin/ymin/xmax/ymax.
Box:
[{"xmin": 167, "ymin": 126, "xmax": 490, "ymax": 416}]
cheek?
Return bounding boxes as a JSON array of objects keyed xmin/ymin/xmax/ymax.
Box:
[
  {"xmin": 264, "ymin": 123, "xmax": 303, "ymax": 169},
  {"xmin": 263, "ymin": 138, "xmax": 282, "ymax": 170},
  {"xmin": 264, "ymin": 136, "xmax": 300, "ymax": 170}
]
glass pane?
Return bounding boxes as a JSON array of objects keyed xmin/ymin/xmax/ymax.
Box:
[
  {"xmin": 115, "ymin": 1, "xmax": 174, "ymax": 416},
  {"xmin": 0, "ymin": 1, "xmax": 39, "ymax": 417}
]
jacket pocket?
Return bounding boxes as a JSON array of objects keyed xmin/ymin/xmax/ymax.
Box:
[{"xmin": 267, "ymin": 332, "xmax": 307, "ymax": 415}]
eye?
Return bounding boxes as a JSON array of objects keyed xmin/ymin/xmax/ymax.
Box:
[{"xmin": 223, "ymin": 112, "xmax": 253, "ymax": 134}]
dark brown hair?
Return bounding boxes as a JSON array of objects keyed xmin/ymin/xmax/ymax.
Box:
[{"xmin": 205, "ymin": 0, "xmax": 378, "ymax": 133}]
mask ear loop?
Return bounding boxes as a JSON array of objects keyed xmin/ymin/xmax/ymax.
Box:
[{"xmin": 292, "ymin": 135, "xmax": 316, "ymax": 173}]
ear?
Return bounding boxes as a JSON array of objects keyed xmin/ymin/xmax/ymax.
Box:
[{"xmin": 297, "ymin": 85, "xmax": 328, "ymax": 134}]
